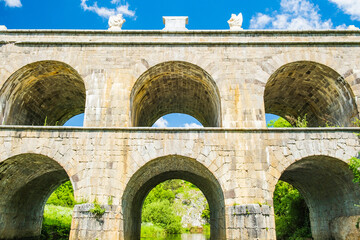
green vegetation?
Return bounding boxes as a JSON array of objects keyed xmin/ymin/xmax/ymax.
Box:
[
  {"xmin": 47, "ymin": 181, "xmax": 75, "ymax": 207},
  {"xmin": 141, "ymin": 179, "xmax": 209, "ymax": 237},
  {"xmin": 267, "ymin": 117, "xmax": 292, "ymax": 128},
  {"xmin": 142, "ymin": 199, "xmax": 182, "ymax": 234},
  {"xmin": 90, "ymin": 199, "xmax": 106, "ymax": 218},
  {"xmin": 274, "ymin": 181, "xmax": 312, "ymax": 240},
  {"xmin": 350, "ymin": 157, "xmax": 360, "ymax": 186},
  {"xmin": 141, "ymin": 222, "xmax": 167, "ymax": 238},
  {"xmin": 349, "ymin": 154, "xmax": 360, "ymax": 229},
  {"xmin": 41, "ymin": 181, "xmax": 74, "ymax": 239},
  {"xmin": 269, "ymin": 117, "xmax": 312, "ymax": 239},
  {"xmin": 41, "ymin": 204, "xmax": 72, "ymax": 239}
]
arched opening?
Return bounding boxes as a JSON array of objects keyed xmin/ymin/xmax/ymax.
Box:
[
  {"xmin": 130, "ymin": 61, "xmax": 221, "ymax": 127},
  {"xmin": 122, "ymin": 155, "xmax": 226, "ymax": 240},
  {"xmin": 0, "ymin": 154, "xmax": 73, "ymax": 239},
  {"xmin": 141, "ymin": 179, "xmax": 210, "ymax": 238},
  {"xmin": 0, "ymin": 61, "xmax": 86, "ymax": 126},
  {"xmin": 275, "ymin": 155, "xmax": 360, "ymax": 239},
  {"xmin": 264, "ymin": 61, "xmax": 358, "ymax": 127}
]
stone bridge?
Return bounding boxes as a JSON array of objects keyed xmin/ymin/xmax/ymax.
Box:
[{"xmin": 0, "ymin": 29, "xmax": 360, "ymax": 239}]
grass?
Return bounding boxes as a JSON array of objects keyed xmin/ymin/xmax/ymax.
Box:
[
  {"xmin": 41, "ymin": 204, "xmax": 73, "ymax": 240},
  {"xmin": 141, "ymin": 222, "xmax": 167, "ymax": 238}
]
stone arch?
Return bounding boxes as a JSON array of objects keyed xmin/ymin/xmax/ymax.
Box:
[
  {"xmin": 275, "ymin": 155, "xmax": 360, "ymax": 239},
  {"xmin": 0, "ymin": 60, "xmax": 86, "ymax": 126},
  {"xmin": 122, "ymin": 155, "xmax": 226, "ymax": 240},
  {"xmin": 130, "ymin": 61, "xmax": 222, "ymax": 127},
  {"xmin": 264, "ymin": 61, "xmax": 358, "ymax": 127},
  {"xmin": 0, "ymin": 153, "xmax": 73, "ymax": 239}
]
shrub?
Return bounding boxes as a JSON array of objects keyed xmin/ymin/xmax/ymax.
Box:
[{"xmin": 142, "ymin": 199, "xmax": 182, "ymax": 234}]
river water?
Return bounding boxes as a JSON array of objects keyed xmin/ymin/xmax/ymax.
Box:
[{"xmin": 141, "ymin": 233, "xmax": 210, "ymax": 240}]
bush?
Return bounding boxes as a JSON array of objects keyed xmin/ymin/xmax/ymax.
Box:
[{"xmin": 142, "ymin": 199, "xmax": 182, "ymax": 234}]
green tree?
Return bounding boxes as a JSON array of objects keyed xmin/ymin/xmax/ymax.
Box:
[
  {"xmin": 274, "ymin": 181, "xmax": 311, "ymax": 240},
  {"xmin": 349, "ymin": 157, "xmax": 360, "ymax": 185},
  {"xmin": 47, "ymin": 181, "xmax": 75, "ymax": 207}
]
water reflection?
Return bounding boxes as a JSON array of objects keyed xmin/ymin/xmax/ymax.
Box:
[{"xmin": 141, "ymin": 233, "xmax": 209, "ymax": 240}]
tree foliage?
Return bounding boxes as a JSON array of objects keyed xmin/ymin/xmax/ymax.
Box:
[
  {"xmin": 47, "ymin": 181, "xmax": 75, "ymax": 207},
  {"xmin": 267, "ymin": 117, "xmax": 292, "ymax": 128},
  {"xmin": 349, "ymin": 156, "xmax": 360, "ymax": 186},
  {"xmin": 274, "ymin": 181, "xmax": 312, "ymax": 240}
]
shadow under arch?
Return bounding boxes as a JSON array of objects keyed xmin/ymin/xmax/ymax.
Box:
[
  {"xmin": 122, "ymin": 155, "xmax": 226, "ymax": 240},
  {"xmin": 0, "ymin": 60, "xmax": 86, "ymax": 126},
  {"xmin": 130, "ymin": 61, "xmax": 222, "ymax": 127},
  {"xmin": 264, "ymin": 61, "xmax": 358, "ymax": 127},
  {"xmin": 0, "ymin": 153, "xmax": 73, "ymax": 239},
  {"xmin": 276, "ymin": 155, "xmax": 360, "ymax": 239}
]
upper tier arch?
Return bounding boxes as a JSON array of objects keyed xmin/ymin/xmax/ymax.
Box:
[
  {"xmin": 0, "ymin": 60, "xmax": 86, "ymax": 126},
  {"xmin": 264, "ymin": 61, "xmax": 358, "ymax": 127},
  {"xmin": 130, "ymin": 61, "xmax": 222, "ymax": 127}
]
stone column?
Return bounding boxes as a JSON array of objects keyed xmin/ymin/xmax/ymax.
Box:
[
  {"xmin": 226, "ymin": 204, "xmax": 275, "ymax": 239},
  {"xmin": 70, "ymin": 204, "xmax": 123, "ymax": 240}
]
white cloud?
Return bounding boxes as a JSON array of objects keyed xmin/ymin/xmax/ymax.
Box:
[
  {"xmin": 329, "ymin": 0, "xmax": 360, "ymax": 21},
  {"xmin": 250, "ymin": 13, "xmax": 272, "ymax": 29},
  {"xmin": 2, "ymin": 0, "xmax": 22, "ymax": 7},
  {"xmin": 153, "ymin": 117, "xmax": 168, "ymax": 128},
  {"xmin": 117, "ymin": 3, "xmax": 135, "ymax": 17},
  {"xmin": 250, "ymin": 0, "xmax": 334, "ymax": 30},
  {"xmin": 183, "ymin": 123, "xmax": 203, "ymax": 128},
  {"xmin": 81, "ymin": 0, "xmax": 135, "ymax": 18}
]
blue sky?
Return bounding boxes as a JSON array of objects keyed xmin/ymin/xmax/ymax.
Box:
[
  {"xmin": 1, "ymin": 0, "xmax": 360, "ymax": 30},
  {"xmin": 1, "ymin": 0, "xmax": 360, "ymax": 127}
]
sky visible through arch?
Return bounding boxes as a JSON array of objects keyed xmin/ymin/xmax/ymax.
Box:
[{"xmin": 2, "ymin": 0, "xmax": 360, "ymax": 127}]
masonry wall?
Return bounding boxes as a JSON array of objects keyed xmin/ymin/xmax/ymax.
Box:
[{"xmin": 0, "ymin": 127, "xmax": 359, "ymax": 239}]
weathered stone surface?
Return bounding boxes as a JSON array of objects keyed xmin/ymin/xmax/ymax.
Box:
[{"xmin": 330, "ymin": 216, "xmax": 360, "ymax": 240}]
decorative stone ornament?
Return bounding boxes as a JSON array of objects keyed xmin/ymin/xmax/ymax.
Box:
[
  {"xmin": 228, "ymin": 13, "xmax": 243, "ymax": 30},
  {"xmin": 162, "ymin": 16, "xmax": 188, "ymax": 31},
  {"xmin": 108, "ymin": 14, "xmax": 125, "ymax": 31},
  {"xmin": 0, "ymin": 25, "xmax": 7, "ymax": 31}
]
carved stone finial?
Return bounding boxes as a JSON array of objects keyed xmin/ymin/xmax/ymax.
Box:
[
  {"xmin": 228, "ymin": 13, "xmax": 243, "ymax": 30},
  {"xmin": 108, "ymin": 14, "xmax": 125, "ymax": 31},
  {"xmin": 348, "ymin": 25, "xmax": 359, "ymax": 30},
  {"xmin": 0, "ymin": 25, "xmax": 7, "ymax": 31}
]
